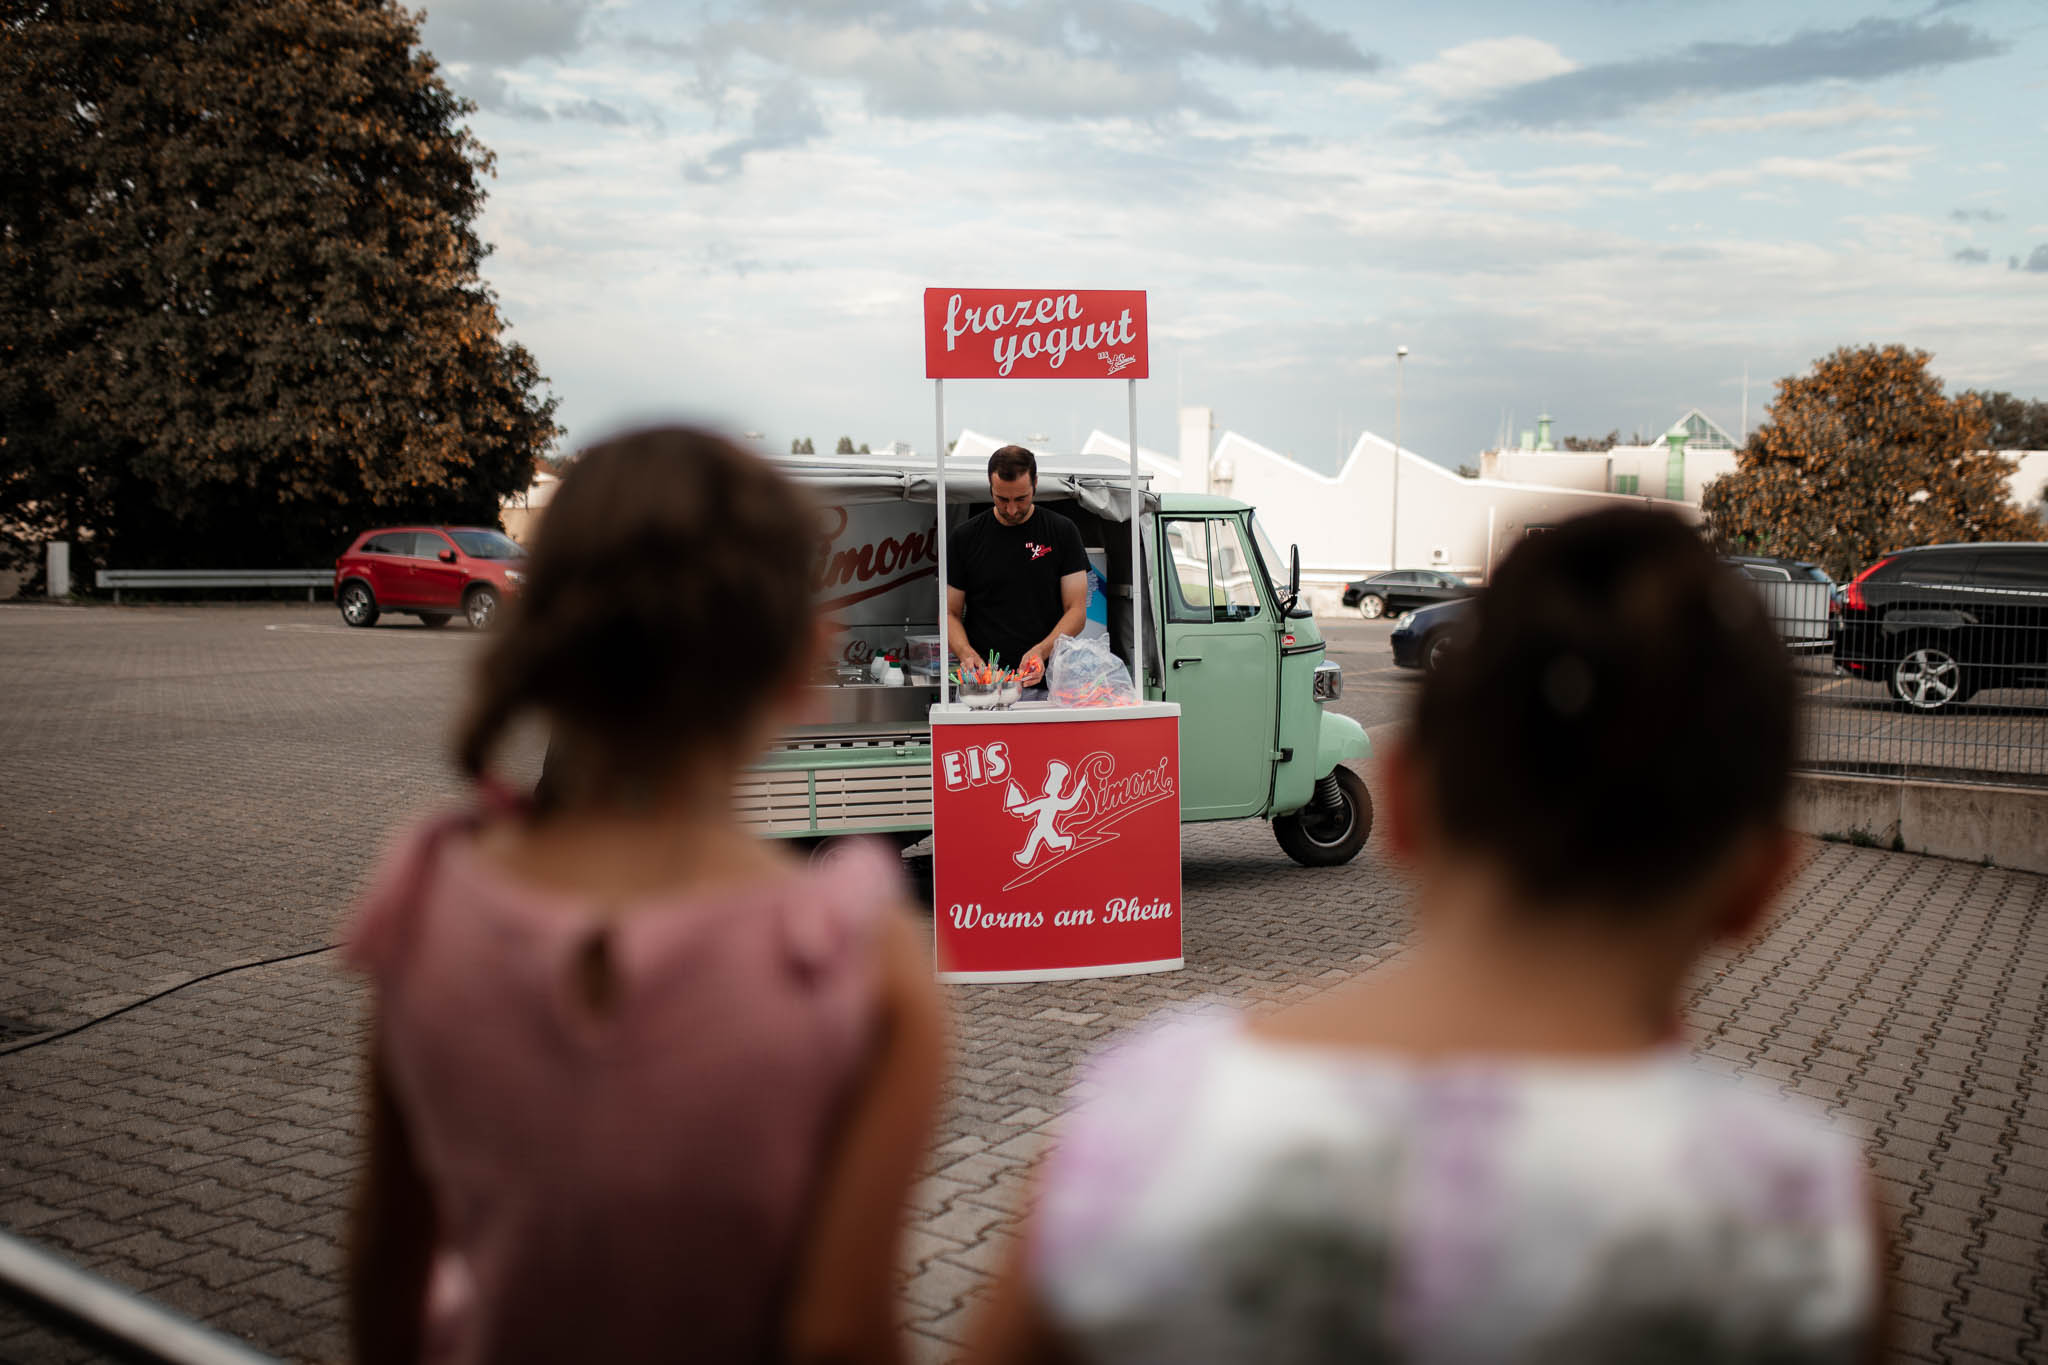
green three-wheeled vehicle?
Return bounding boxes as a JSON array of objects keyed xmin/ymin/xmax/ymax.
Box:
[{"xmin": 737, "ymin": 452, "xmax": 1374, "ymax": 866}]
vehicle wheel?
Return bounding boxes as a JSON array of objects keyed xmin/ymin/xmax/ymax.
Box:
[
  {"xmin": 464, "ymin": 585, "xmax": 500, "ymax": 630},
  {"xmin": 1424, "ymin": 632, "xmax": 1454, "ymax": 674},
  {"xmin": 1356, "ymin": 594, "xmax": 1387, "ymax": 620},
  {"xmin": 1891, "ymin": 644, "xmax": 1965, "ymax": 713},
  {"xmin": 1274, "ymin": 765, "xmax": 1373, "ymax": 867},
  {"xmin": 338, "ymin": 581, "xmax": 380, "ymax": 628},
  {"xmin": 416, "ymin": 614, "xmax": 453, "ymax": 629}
]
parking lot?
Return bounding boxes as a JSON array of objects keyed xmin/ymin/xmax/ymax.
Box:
[{"xmin": 3, "ymin": 602, "xmax": 2046, "ymax": 1364}]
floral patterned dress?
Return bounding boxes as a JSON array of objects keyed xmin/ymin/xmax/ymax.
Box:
[{"xmin": 1034, "ymin": 1015, "xmax": 1876, "ymax": 1365}]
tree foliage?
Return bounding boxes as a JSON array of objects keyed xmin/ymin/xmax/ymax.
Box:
[
  {"xmin": 1964, "ymin": 390, "xmax": 2048, "ymax": 450},
  {"xmin": 1560, "ymin": 430, "xmax": 1620, "ymax": 452},
  {"xmin": 1, "ymin": 0, "xmax": 559, "ymax": 574},
  {"xmin": 789, "ymin": 437, "xmax": 814, "ymax": 454},
  {"xmin": 1702, "ymin": 346, "xmax": 2043, "ymax": 581}
]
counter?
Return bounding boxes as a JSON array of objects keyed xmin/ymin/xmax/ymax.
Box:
[{"xmin": 929, "ymin": 701, "xmax": 1182, "ymax": 983}]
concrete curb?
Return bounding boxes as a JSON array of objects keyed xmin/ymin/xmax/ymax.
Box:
[{"xmin": 1786, "ymin": 771, "xmax": 2048, "ymax": 874}]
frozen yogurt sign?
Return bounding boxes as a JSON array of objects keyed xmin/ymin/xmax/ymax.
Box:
[{"xmin": 923, "ymin": 288, "xmax": 1149, "ymax": 381}]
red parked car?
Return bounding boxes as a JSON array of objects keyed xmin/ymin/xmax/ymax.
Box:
[{"xmin": 333, "ymin": 526, "xmax": 527, "ymax": 629}]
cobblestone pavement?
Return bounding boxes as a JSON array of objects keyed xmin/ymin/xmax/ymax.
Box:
[{"xmin": 3, "ymin": 604, "xmax": 2045, "ymax": 1364}]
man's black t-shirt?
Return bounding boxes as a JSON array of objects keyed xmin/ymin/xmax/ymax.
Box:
[{"xmin": 947, "ymin": 506, "xmax": 1088, "ymax": 668}]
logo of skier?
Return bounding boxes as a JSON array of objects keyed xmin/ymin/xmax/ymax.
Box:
[
  {"xmin": 1004, "ymin": 761, "xmax": 1087, "ymax": 868},
  {"xmin": 1025, "ymin": 541, "xmax": 1052, "ymax": 561}
]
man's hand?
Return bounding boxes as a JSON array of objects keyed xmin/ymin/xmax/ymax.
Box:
[
  {"xmin": 957, "ymin": 648, "xmax": 986, "ymax": 677},
  {"xmin": 1019, "ymin": 648, "xmax": 1047, "ymax": 684}
]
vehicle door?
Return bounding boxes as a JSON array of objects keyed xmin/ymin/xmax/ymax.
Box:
[
  {"xmin": 407, "ymin": 531, "xmax": 467, "ymax": 610},
  {"xmin": 1737, "ymin": 563, "xmax": 1797, "ymax": 641},
  {"xmin": 356, "ymin": 534, "xmax": 409, "ymax": 602},
  {"xmin": 1417, "ymin": 572, "xmax": 1461, "ymax": 607},
  {"xmin": 1974, "ymin": 548, "xmax": 2048, "ymax": 689},
  {"xmin": 1386, "ymin": 571, "xmax": 1429, "ymax": 612},
  {"xmin": 1159, "ymin": 515, "xmax": 1278, "ymax": 820}
]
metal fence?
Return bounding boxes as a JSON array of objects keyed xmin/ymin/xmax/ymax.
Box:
[{"xmin": 1744, "ymin": 579, "xmax": 2048, "ymax": 788}]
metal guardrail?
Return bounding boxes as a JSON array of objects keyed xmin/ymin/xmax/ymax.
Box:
[
  {"xmin": 1743, "ymin": 580, "xmax": 2048, "ymax": 789},
  {"xmin": 0, "ymin": 1229, "xmax": 284, "ymax": 1365},
  {"xmin": 95, "ymin": 570, "xmax": 330, "ymax": 604}
]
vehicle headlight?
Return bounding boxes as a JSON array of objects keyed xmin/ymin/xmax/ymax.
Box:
[
  {"xmin": 1313, "ymin": 660, "xmax": 1343, "ymax": 702},
  {"xmin": 1394, "ymin": 611, "xmax": 1415, "ymax": 629},
  {"xmin": 504, "ymin": 570, "xmax": 527, "ymax": 584}
]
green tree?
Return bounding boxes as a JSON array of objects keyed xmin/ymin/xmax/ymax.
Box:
[
  {"xmin": 1561, "ymin": 430, "xmax": 1620, "ymax": 452},
  {"xmin": 834, "ymin": 435, "xmax": 855, "ymax": 454},
  {"xmin": 1702, "ymin": 346, "xmax": 2043, "ymax": 580},
  {"xmin": 1, "ymin": 0, "xmax": 559, "ymax": 577},
  {"xmin": 790, "ymin": 437, "xmax": 814, "ymax": 454}
]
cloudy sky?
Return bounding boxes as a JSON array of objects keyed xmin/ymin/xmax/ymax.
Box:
[{"xmin": 418, "ymin": 0, "xmax": 2047, "ymax": 473}]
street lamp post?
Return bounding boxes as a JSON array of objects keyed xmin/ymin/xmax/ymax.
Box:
[{"xmin": 1391, "ymin": 345, "xmax": 1407, "ymax": 571}]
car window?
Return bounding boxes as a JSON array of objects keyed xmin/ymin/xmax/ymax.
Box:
[
  {"xmin": 1975, "ymin": 549, "xmax": 2048, "ymax": 588},
  {"xmin": 1796, "ymin": 565, "xmax": 1832, "ymax": 583},
  {"xmin": 1163, "ymin": 518, "xmax": 1262, "ymax": 622},
  {"xmin": 1898, "ymin": 551, "xmax": 1975, "ymax": 585},
  {"xmin": 1210, "ymin": 519, "xmax": 1265, "ymax": 619},
  {"xmin": 360, "ymin": 534, "xmax": 400, "ymax": 555},
  {"xmin": 1163, "ymin": 519, "xmax": 1216, "ymax": 623},
  {"xmin": 450, "ymin": 529, "xmax": 523, "ymax": 559},
  {"xmin": 408, "ymin": 532, "xmax": 451, "ymax": 559}
]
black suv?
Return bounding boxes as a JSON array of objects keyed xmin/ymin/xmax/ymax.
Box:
[{"xmin": 1834, "ymin": 543, "xmax": 2048, "ymax": 712}]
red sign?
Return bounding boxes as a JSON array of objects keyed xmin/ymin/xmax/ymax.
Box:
[
  {"xmin": 931, "ymin": 706, "xmax": 1181, "ymax": 982},
  {"xmin": 924, "ymin": 288, "xmax": 1148, "ymax": 381}
]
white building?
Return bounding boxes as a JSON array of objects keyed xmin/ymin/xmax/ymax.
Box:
[{"xmin": 1082, "ymin": 410, "xmax": 1696, "ymax": 614}]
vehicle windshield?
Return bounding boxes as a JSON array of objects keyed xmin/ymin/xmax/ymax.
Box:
[
  {"xmin": 1246, "ymin": 513, "xmax": 1287, "ymax": 598},
  {"xmin": 449, "ymin": 530, "xmax": 525, "ymax": 560}
]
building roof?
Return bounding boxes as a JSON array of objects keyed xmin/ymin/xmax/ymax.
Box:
[{"xmin": 1673, "ymin": 408, "xmax": 1738, "ymax": 450}]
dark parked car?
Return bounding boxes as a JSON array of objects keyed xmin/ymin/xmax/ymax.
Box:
[
  {"xmin": 1722, "ymin": 555, "xmax": 1835, "ymax": 651},
  {"xmin": 1390, "ymin": 597, "xmax": 1473, "ymax": 673},
  {"xmin": 1343, "ymin": 569, "xmax": 1472, "ymax": 619},
  {"xmin": 334, "ymin": 526, "xmax": 527, "ymax": 629},
  {"xmin": 1833, "ymin": 542, "xmax": 2048, "ymax": 712}
]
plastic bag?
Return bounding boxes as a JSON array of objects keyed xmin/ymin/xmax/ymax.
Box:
[{"xmin": 1048, "ymin": 634, "xmax": 1138, "ymax": 708}]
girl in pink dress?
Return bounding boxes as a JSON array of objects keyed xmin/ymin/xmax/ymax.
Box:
[{"xmin": 346, "ymin": 427, "xmax": 946, "ymax": 1365}]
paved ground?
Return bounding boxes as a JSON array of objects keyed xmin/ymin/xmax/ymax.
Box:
[{"xmin": 3, "ymin": 603, "xmax": 2046, "ymax": 1364}]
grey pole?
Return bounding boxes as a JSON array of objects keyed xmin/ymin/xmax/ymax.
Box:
[
  {"xmin": 1391, "ymin": 345, "xmax": 1407, "ymax": 571},
  {"xmin": 1128, "ymin": 378, "xmax": 1144, "ymax": 695},
  {"xmin": 934, "ymin": 380, "xmax": 949, "ymax": 706}
]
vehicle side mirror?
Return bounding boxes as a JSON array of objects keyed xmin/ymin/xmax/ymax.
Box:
[
  {"xmin": 439, "ymin": 549, "xmax": 456, "ymax": 563},
  {"xmin": 1282, "ymin": 544, "xmax": 1302, "ymax": 613}
]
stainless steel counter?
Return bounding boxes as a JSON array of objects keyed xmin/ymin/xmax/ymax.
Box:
[{"xmin": 805, "ymin": 680, "xmax": 941, "ymax": 728}]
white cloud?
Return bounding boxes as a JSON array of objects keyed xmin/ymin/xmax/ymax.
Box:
[
  {"xmin": 1404, "ymin": 37, "xmax": 1577, "ymax": 102},
  {"xmin": 1691, "ymin": 99, "xmax": 1919, "ymax": 134},
  {"xmin": 1652, "ymin": 144, "xmax": 1929, "ymax": 193}
]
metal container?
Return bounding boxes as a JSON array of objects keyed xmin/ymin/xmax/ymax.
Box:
[{"xmin": 807, "ymin": 681, "xmax": 940, "ymax": 728}]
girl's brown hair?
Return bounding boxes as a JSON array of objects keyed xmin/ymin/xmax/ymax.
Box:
[
  {"xmin": 1412, "ymin": 507, "xmax": 1796, "ymax": 911},
  {"xmin": 456, "ymin": 426, "xmax": 819, "ymax": 804}
]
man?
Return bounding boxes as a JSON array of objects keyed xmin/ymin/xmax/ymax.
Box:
[{"xmin": 947, "ymin": 446, "xmax": 1089, "ymax": 690}]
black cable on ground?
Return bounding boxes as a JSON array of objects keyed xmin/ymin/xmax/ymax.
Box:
[{"xmin": 0, "ymin": 945, "xmax": 340, "ymax": 1058}]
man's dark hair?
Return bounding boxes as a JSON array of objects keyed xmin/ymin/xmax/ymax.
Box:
[
  {"xmin": 988, "ymin": 445, "xmax": 1037, "ymax": 485},
  {"xmin": 1412, "ymin": 508, "xmax": 1795, "ymax": 911}
]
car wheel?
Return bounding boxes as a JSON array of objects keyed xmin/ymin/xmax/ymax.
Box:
[
  {"xmin": 416, "ymin": 614, "xmax": 453, "ymax": 629},
  {"xmin": 1424, "ymin": 632, "xmax": 1454, "ymax": 674},
  {"xmin": 1891, "ymin": 645, "xmax": 1964, "ymax": 713},
  {"xmin": 1356, "ymin": 594, "xmax": 1387, "ymax": 620},
  {"xmin": 338, "ymin": 581, "xmax": 379, "ymax": 628},
  {"xmin": 1274, "ymin": 766, "xmax": 1374, "ymax": 867},
  {"xmin": 465, "ymin": 585, "xmax": 500, "ymax": 629}
]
